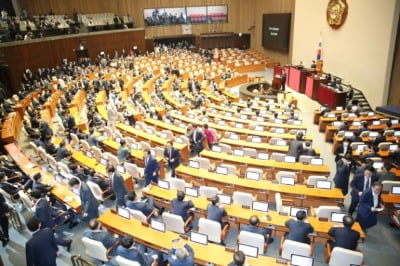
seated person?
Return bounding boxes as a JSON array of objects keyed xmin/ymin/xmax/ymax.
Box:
[
  {"xmin": 171, "ymin": 191, "xmax": 194, "ymax": 225},
  {"xmin": 301, "ymin": 141, "xmax": 317, "ymax": 156},
  {"xmin": 284, "ymin": 210, "xmax": 314, "ymax": 244},
  {"xmin": 44, "ymin": 135, "xmax": 58, "ymax": 155},
  {"xmin": 23, "ymin": 120, "xmax": 37, "ymax": 138},
  {"xmin": 32, "ymin": 173, "xmax": 53, "ymax": 194},
  {"xmin": 327, "ymin": 215, "xmax": 360, "ymax": 251},
  {"xmin": 117, "ymin": 235, "xmax": 161, "ymax": 266},
  {"xmin": 377, "ymin": 162, "xmax": 397, "ymax": 182},
  {"xmin": 87, "ymin": 170, "xmax": 112, "ymax": 196},
  {"xmin": 69, "ymin": 163, "xmax": 88, "ymax": 182},
  {"xmin": 55, "ymin": 141, "xmax": 68, "ymax": 162},
  {"xmin": 207, "ymin": 195, "xmax": 229, "ymax": 228},
  {"xmin": 0, "ymin": 173, "xmax": 22, "ymax": 200},
  {"xmin": 126, "ymin": 191, "xmax": 159, "ymax": 218},
  {"xmin": 240, "ymin": 215, "xmax": 273, "ymax": 243},
  {"xmin": 228, "ymin": 250, "xmax": 246, "ymax": 266},
  {"xmin": 83, "ymin": 219, "xmax": 120, "ymax": 256},
  {"xmin": 167, "ymin": 238, "xmax": 194, "ymax": 266}
]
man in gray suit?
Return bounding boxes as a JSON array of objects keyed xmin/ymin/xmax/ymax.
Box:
[
  {"xmin": 117, "ymin": 139, "xmax": 130, "ymax": 162},
  {"xmin": 287, "ymin": 131, "xmax": 304, "ymax": 161},
  {"xmin": 107, "ymin": 165, "xmax": 128, "ymax": 207},
  {"xmin": 68, "ymin": 177, "xmax": 99, "ymax": 222}
]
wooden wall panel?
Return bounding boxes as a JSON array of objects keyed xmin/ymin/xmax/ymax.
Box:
[
  {"xmin": 20, "ymin": 0, "xmax": 254, "ymax": 38},
  {"xmin": 251, "ymin": 0, "xmax": 295, "ymax": 65},
  {"xmin": 0, "ymin": 29, "xmax": 145, "ymax": 94},
  {"xmin": 387, "ymin": 16, "xmax": 400, "ymax": 106}
]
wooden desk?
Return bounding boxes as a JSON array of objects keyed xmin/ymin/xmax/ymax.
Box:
[
  {"xmin": 1, "ymin": 112, "xmax": 21, "ymax": 144},
  {"xmin": 101, "ymin": 138, "xmax": 165, "ymax": 178},
  {"xmin": 218, "ymin": 137, "xmax": 288, "ymax": 153},
  {"xmin": 99, "ymin": 210, "xmax": 279, "ymax": 266},
  {"xmin": 381, "ymin": 194, "xmax": 400, "ymax": 209},
  {"xmin": 4, "ymin": 143, "xmax": 81, "ymax": 212},
  {"xmin": 117, "ymin": 123, "xmax": 189, "ymax": 163},
  {"xmin": 144, "ymin": 118, "xmax": 186, "ymax": 136},
  {"xmin": 317, "ymin": 85, "xmax": 346, "ymax": 108},
  {"xmin": 225, "ymin": 74, "xmax": 248, "ymax": 88},
  {"xmin": 143, "ymin": 185, "xmax": 364, "ymax": 243},
  {"xmin": 176, "ymin": 165, "xmax": 339, "ymax": 207},
  {"xmin": 305, "ymin": 76, "xmax": 327, "ymax": 100},
  {"xmin": 288, "ymin": 67, "xmax": 313, "ymax": 93}
]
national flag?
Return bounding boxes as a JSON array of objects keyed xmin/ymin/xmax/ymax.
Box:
[{"xmin": 316, "ymin": 37, "xmax": 322, "ymax": 60}]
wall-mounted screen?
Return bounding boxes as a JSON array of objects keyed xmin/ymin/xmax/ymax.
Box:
[
  {"xmin": 207, "ymin": 5, "xmax": 228, "ymax": 23},
  {"xmin": 144, "ymin": 7, "xmax": 187, "ymax": 26},
  {"xmin": 187, "ymin": 6, "xmax": 207, "ymax": 24},
  {"xmin": 262, "ymin": 13, "xmax": 291, "ymax": 52}
]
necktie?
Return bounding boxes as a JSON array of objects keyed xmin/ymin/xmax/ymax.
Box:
[
  {"xmin": 110, "ymin": 174, "xmax": 113, "ymax": 189},
  {"xmin": 169, "ymin": 149, "xmax": 172, "ymax": 160},
  {"xmin": 364, "ymin": 177, "xmax": 370, "ymax": 191}
]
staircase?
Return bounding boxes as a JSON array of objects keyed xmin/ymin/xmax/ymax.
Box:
[{"xmin": 352, "ymin": 88, "xmax": 372, "ymax": 112}]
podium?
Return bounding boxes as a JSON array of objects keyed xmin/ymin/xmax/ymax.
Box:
[
  {"xmin": 288, "ymin": 67, "xmax": 314, "ymax": 93},
  {"xmin": 317, "ymin": 84, "xmax": 347, "ymax": 108},
  {"xmin": 305, "ymin": 75, "xmax": 327, "ymax": 100}
]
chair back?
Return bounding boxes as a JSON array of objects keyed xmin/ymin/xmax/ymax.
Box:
[
  {"xmin": 382, "ymin": 180, "xmax": 400, "ymax": 192},
  {"xmin": 220, "ymin": 163, "xmax": 237, "ymax": 175},
  {"xmin": 57, "ymin": 162, "xmax": 71, "ymax": 176},
  {"xmin": 306, "ymin": 176, "xmax": 327, "ymax": 186},
  {"xmin": 219, "ymin": 143, "xmax": 232, "ymax": 154},
  {"xmin": 162, "ymin": 212, "xmax": 185, "ymax": 234},
  {"xmin": 198, "ymin": 218, "xmax": 222, "ymax": 243},
  {"xmin": 80, "ymin": 140, "xmax": 91, "ymax": 152},
  {"xmin": 243, "ymin": 148, "xmax": 257, "ymax": 158},
  {"xmin": 196, "ymin": 157, "xmax": 212, "ymax": 170},
  {"xmin": 275, "ymin": 192, "xmax": 283, "ymax": 212},
  {"xmin": 276, "ymin": 171, "xmax": 296, "ymax": 183},
  {"xmin": 315, "ymin": 206, "xmax": 341, "ymax": 219},
  {"xmin": 124, "ymin": 162, "xmax": 140, "ymax": 179},
  {"xmin": 329, "ymin": 247, "xmax": 363, "ymax": 266},
  {"xmin": 299, "ymin": 155, "xmax": 315, "ymax": 164},
  {"xmin": 86, "ymin": 181, "xmax": 104, "ymax": 201},
  {"xmin": 106, "ymin": 153, "xmax": 119, "ymax": 168},
  {"xmin": 70, "ymin": 133, "xmax": 80, "ymax": 146},
  {"xmin": 199, "ymin": 186, "xmax": 219, "ymax": 198},
  {"xmin": 238, "ymin": 230, "xmax": 265, "ymax": 255},
  {"xmin": 115, "ymin": 256, "xmax": 141, "ymax": 266},
  {"xmin": 46, "ymin": 154, "xmax": 58, "ymax": 171},
  {"xmin": 91, "ymin": 146, "xmax": 103, "ymax": 162},
  {"xmin": 169, "ymin": 178, "xmax": 186, "ymax": 191},
  {"xmin": 232, "ymin": 191, "xmax": 253, "ymax": 207},
  {"xmin": 281, "ymin": 239, "xmax": 311, "ymax": 260},
  {"xmin": 271, "ymin": 152, "xmax": 285, "ymax": 162},
  {"xmin": 81, "ymin": 237, "xmax": 108, "ymax": 262},
  {"xmin": 129, "ymin": 209, "xmax": 147, "ymax": 223}
]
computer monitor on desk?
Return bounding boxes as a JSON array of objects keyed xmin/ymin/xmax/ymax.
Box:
[
  {"xmin": 185, "ymin": 187, "xmax": 198, "ymax": 197},
  {"xmin": 280, "ymin": 176, "xmax": 295, "ymax": 186},
  {"xmin": 310, "ymin": 158, "xmax": 323, "ymax": 166},
  {"xmin": 291, "ymin": 254, "xmax": 314, "ymax": 266},
  {"xmin": 189, "ymin": 160, "xmax": 200, "ymax": 169},
  {"xmin": 246, "ymin": 171, "xmax": 261, "ymax": 181},
  {"xmin": 238, "ymin": 244, "xmax": 258, "ymax": 258},
  {"xmin": 290, "ymin": 207, "xmax": 308, "ymax": 217},
  {"xmin": 216, "ymin": 166, "xmax": 228, "ymax": 175},
  {"xmin": 150, "ymin": 219, "xmax": 165, "ymax": 232},
  {"xmin": 330, "ymin": 212, "xmax": 346, "ymax": 223}
]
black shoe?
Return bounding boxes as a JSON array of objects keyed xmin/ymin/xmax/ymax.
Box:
[
  {"xmin": 1, "ymin": 238, "xmax": 9, "ymax": 247},
  {"xmin": 267, "ymin": 237, "xmax": 274, "ymax": 244},
  {"xmin": 66, "ymin": 239, "xmax": 72, "ymax": 252},
  {"xmin": 68, "ymin": 221, "xmax": 78, "ymax": 229}
]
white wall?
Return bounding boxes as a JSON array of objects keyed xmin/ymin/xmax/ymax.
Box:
[{"xmin": 292, "ymin": 0, "xmax": 400, "ymax": 108}]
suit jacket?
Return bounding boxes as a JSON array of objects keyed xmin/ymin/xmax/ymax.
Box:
[
  {"xmin": 356, "ymin": 188, "xmax": 382, "ymax": 229},
  {"xmin": 333, "ymin": 159, "xmax": 351, "ymax": 195},
  {"xmin": 240, "ymin": 224, "xmax": 271, "ymax": 242},
  {"xmin": 301, "ymin": 148, "xmax": 317, "ymax": 157},
  {"xmin": 80, "ymin": 182, "xmax": 100, "ymax": 221},
  {"xmin": 65, "ymin": 116, "xmax": 76, "ymax": 130},
  {"xmin": 287, "ymin": 140, "xmax": 304, "ymax": 160},
  {"xmin": 144, "ymin": 156, "xmax": 160, "ymax": 183},
  {"xmin": 192, "ymin": 130, "xmax": 204, "ymax": 144},
  {"xmin": 207, "ymin": 204, "xmax": 227, "ymax": 224},
  {"xmin": 32, "ymin": 181, "xmax": 52, "ymax": 194},
  {"xmin": 56, "ymin": 147, "xmax": 68, "ymax": 161},
  {"xmin": 0, "ymin": 193, "xmax": 9, "ymax": 217},
  {"xmin": 172, "ymin": 199, "xmax": 194, "ymax": 221},
  {"xmin": 350, "ymin": 174, "xmax": 378, "ymax": 201},
  {"xmin": 285, "ymin": 219, "xmax": 314, "ymax": 244},
  {"xmin": 35, "ymin": 198, "xmax": 56, "ymax": 229},
  {"xmin": 328, "ymin": 226, "xmax": 360, "ymax": 250},
  {"xmin": 117, "ymin": 246, "xmax": 151, "ymax": 265},
  {"xmin": 26, "ymin": 228, "xmax": 58, "ymax": 266},
  {"xmin": 88, "ymin": 134, "xmax": 99, "ymax": 146},
  {"xmin": 110, "ymin": 173, "xmax": 128, "ymax": 201},
  {"xmin": 83, "ymin": 230, "xmax": 117, "ymax": 249},
  {"xmin": 44, "ymin": 142, "xmax": 57, "ymax": 155},
  {"xmin": 0, "ymin": 182, "xmax": 20, "ymax": 196},
  {"xmin": 168, "ymin": 243, "xmax": 194, "ymax": 266},
  {"xmin": 117, "ymin": 146, "xmax": 130, "ymax": 162},
  {"xmin": 164, "ymin": 148, "xmax": 180, "ymax": 168},
  {"xmin": 126, "ymin": 200, "xmax": 154, "ymax": 217}
]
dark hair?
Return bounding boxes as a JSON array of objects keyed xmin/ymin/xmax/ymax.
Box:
[
  {"xmin": 68, "ymin": 177, "xmax": 80, "ymax": 187},
  {"xmin": 233, "ymin": 250, "xmax": 246, "ymax": 266},
  {"xmin": 88, "ymin": 219, "xmax": 100, "ymax": 230},
  {"xmin": 30, "ymin": 189, "xmax": 42, "ymax": 199},
  {"xmin": 296, "ymin": 131, "xmax": 304, "ymax": 140},
  {"xmin": 120, "ymin": 139, "xmax": 126, "ymax": 146},
  {"xmin": 383, "ymin": 162, "xmax": 392, "ymax": 171},
  {"xmin": 343, "ymin": 215, "xmax": 354, "ymax": 228},
  {"xmin": 204, "ymin": 124, "xmax": 209, "ymax": 129},
  {"xmin": 372, "ymin": 145, "xmax": 379, "ymax": 153},
  {"xmin": 296, "ymin": 210, "xmax": 307, "ymax": 220},
  {"xmin": 372, "ymin": 181, "xmax": 383, "ymax": 188},
  {"xmin": 211, "ymin": 195, "xmax": 219, "ymax": 205},
  {"xmin": 120, "ymin": 235, "xmax": 134, "ymax": 249},
  {"xmin": 33, "ymin": 173, "xmax": 42, "ymax": 181},
  {"xmin": 27, "ymin": 216, "xmax": 41, "ymax": 232},
  {"xmin": 249, "ymin": 215, "xmax": 259, "ymax": 226},
  {"xmin": 69, "ymin": 163, "xmax": 78, "ymax": 171},
  {"xmin": 364, "ymin": 165, "xmax": 375, "ymax": 173},
  {"xmin": 144, "ymin": 149, "xmax": 151, "ymax": 155},
  {"xmin": 127, "ymin": 191, "xmax": 136, "ymax": 201},
  {"xmin": 0, "ymin": 173, "xmax": 4, "ymax": 180},
  {"xmin": 107, "ymin": 165, "xmax": 115, "ymax": 173}
]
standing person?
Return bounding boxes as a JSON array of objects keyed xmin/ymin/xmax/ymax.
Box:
[
  {"xmin": 68, "ymin": 177, "xmax": 100, "ymax": 222},
  {"xmin": 106, "ymin": 100, "xmax": 117, "ymax": 128},
  {"xmin": 281, "ymin": 69, "xmax": 286, "ymax": 91},
  {"xmin": 26, "ymin": 216, "xmax": 59, "ymax": 266},
  {"xmin": 107, "ymin": 166, "xmax": 128, "ymax": 207},
  {"xmin": 0, "ymin": 193, "xmax": 10, "ymax": 246},
  {"xmin": 349, "ymin": 166, "xmax": 378, "ymax": 215},
  {"xmin": 356, "ymin": 182, "xmax": 384, "ymax": 231},
  {"xmin": 117, "ymin": 139, "xmax": 130, "ymax": 162},
  {"xmin": 287, "ymin": 131, "xmax": 304, "ymax": 162},
  {"xmin": 163, "ymin": 141, "xmax": 180, "ymax": 178},
  {"xmin": 203, "ymin": 124, "xmax": 217, "ymax": 150},
  {"xmin": 143, "ymin": 149, "xmax": 160, "ymax": 187},
  {"xmin": 333, "ymin": 154, "xmax": 352, "ymax": 195},
  {"xmin": 192, "ymin": 125, "xmax": 204, "ymax": 155}
]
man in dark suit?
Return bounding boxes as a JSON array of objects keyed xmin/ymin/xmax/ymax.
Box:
[
  {"xmin": 143, "ymin": 149, "xmax": 160, "ymax": 187},
  {"xmin": 117, "ymin": 235, "xmax": 160, "ymax": 265},
  {"xmin": 207, "ymin": 195, "xmax": 229, "ymax": 228},
  {"xmin": 228, "ymin": 250, "xmax": 246, "ymax": 266},
  {"xmin": 349, "ymin": 166, "xmax": 378, "ymax": 214},
  {"xmin": 32, "ymin": 173, "xmax": 53, "ymax": 194},
  {"xmin": 0, "ymin": 193, "xmax": 10, "ymax": 246},
  {"xmin": 39, "ymin": 119, "xmax": 53, "ymax": 140},
  {"xmin": 333, "ymin": 155, "xmax": 352, "ymax": 195},
  {"xmin": 240, "ymin": 215, "xmax": 273, "ymax": 243},
  {"xmin": 55, "ymin": 141, "xmax": 68, "ymax": 162},
  {"xmin": 164, "ymin": 141, "xmax": 180, "ymax": 178},
  {"xmin": 172, "ymin": 190, "xmax": 194, "ymax": 225},
  {"xmin": 126, "ymin": 191, "xmax": 159, "ymax": 217},
  {"xmin": 87, "ymin": 127, "xmax": 100, "ymax": 146},
  {"xmin": 284, "ymin": 210, "xmax": 314, "ymax": 244},
  {"xmin": 83, "ymin": 219, "xmax": 120, "ymax": 256},
  {"xmin": 356, "ymin": 121, "xmax": 369, "ymax": 135},
  {"xmin": 327, "ymin": 215, "xmax": 360, "ymax": 250},
  {"xmin": 26, "ymin": 216, "xmax": 59, "ymax": 266},
  {"xmin": 287, "ymin": 132, "xmax": 304, "ymax": 161},
  {"xmin": 356, "ymin": 182, "xmax": 384, "ymax": 231},
  {"xmin": 372, "ymin": 130, "xmax": 386, "ymax": 147},
  {"xmin": 0, "ymin": 173, "xmax": 22, "ymax": 200},
  {"xmin": 300, "ymin": 141, "xmax": 317, "ymax": 157},
  {"xmin": 68, "ymin": 177, "xmax": 99, "ymax": 222},
  {"xmin": 167, "ymin": 239, "xmax": 194, "ymax": 266},
  {"xmin": 117, "ymin": 139, "xmax": 130, "ymax": 162},
  {"xmin": 107, "ymin": 165, "xmax": 128, "ymax": 207},
  {"xmin": 192, "ymin": 125, "xmax": 205, "ymax": 154},
  {"xmin": 44, "ymin": 135, "xmax": 58, "ymax": 155},
  {"xmin": 64, "ymin": 111, "xmax": 76, "ymax": 132},
  {"xmin": 281, "ymin": 69, "xmax": 287, "ymax": 91}
]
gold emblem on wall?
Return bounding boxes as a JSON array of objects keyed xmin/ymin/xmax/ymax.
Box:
[{"xmin": 326, "ymin": 0, "xmax": 348, "ymax": 29}]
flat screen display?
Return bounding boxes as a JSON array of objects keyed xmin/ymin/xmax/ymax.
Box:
[
  {"xmin": 262, "ymin": 13, "xmax": 291, "ymax": 52},
  {"xmin": 207, "ymin": 5, "xmax": 228, "ymax": 23},
  {"xmin": 144, "ymin": 8, "xmax": 187, "ymax": 27}
]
